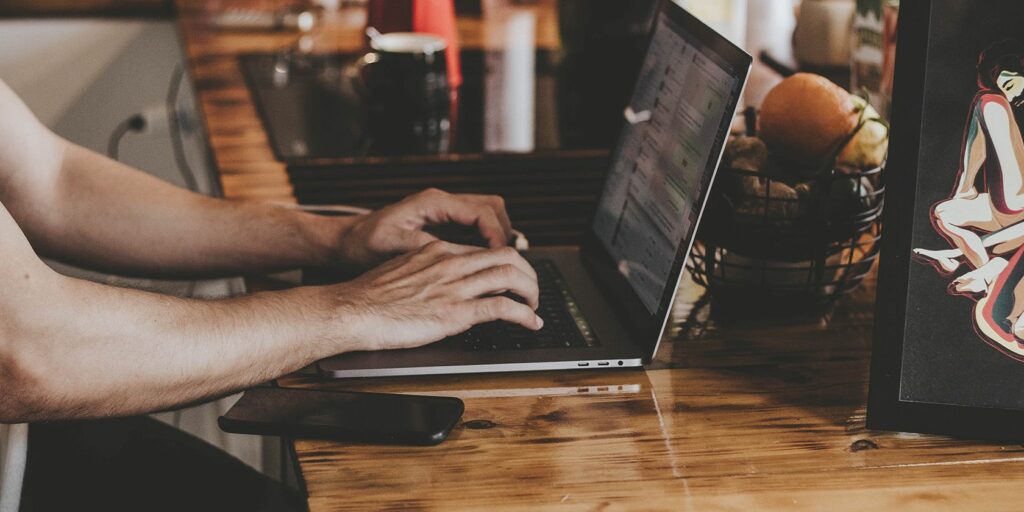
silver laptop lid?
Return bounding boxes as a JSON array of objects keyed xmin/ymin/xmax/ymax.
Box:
[{"xmin": 581, "ymin": 0, "xmax": 751, "ymax": 361}]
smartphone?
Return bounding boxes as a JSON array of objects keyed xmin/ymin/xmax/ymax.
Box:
[{"xmin": 218, "ymin": 387, "xmax": 465, "ymax": 446}]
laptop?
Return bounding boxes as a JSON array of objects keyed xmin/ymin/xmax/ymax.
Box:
[{"xmin": 319, "ymin": 0, "xmax": 752, "ymax": 378}]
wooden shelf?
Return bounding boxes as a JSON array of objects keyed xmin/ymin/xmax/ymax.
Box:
[{"xmin": 0, "ymin": 0, "xmax": 173, "ymax": 18}]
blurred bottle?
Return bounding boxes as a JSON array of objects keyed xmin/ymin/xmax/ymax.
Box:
[
  {"xmin": 851, "ymin": 0, "xmax": 898, "ymax": 116},
  {"xmin": 881, "ymin": 1, "xmax": 899, "ymax": 109},
  {"xmin": 793, "ymin": 0, "xmax": 855, "ymax": 68},
  {"xmin": 367, "ymin": 0, "xmax": 462, "ymax": 89},
  {"xmin": 482, "ymin": 0, "xmax": 536, "ymax": 153}
]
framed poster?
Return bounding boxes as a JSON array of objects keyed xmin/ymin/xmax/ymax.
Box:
[{"xmin": 869, "ymin": 0, "xmax": 1024, "ymax": 440}]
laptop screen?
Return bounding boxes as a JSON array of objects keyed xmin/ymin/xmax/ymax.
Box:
[{"xmin": 584, "ymin": 1, "xmax": 750, "ymax": 353}]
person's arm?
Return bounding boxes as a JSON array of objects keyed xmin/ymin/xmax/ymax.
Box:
[
  {"xmin": 0, "ymin": 79, "xmax": 513, "ymax": 278},
  {"xmin": 0, "ymin": 192, "xmax": 542, "ymax": 422},
  {"xmin": 0, "ymin": 78, "xmax": 543, "ymax": 423},
  {"xmin": 953, "ymin": 110, "xmax": 987, "ymax": 199}
]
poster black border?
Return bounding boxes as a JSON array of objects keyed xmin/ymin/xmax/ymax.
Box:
[{"xmin": 866, "ymin": 0, "xmax": 1024, "ymax": 442}]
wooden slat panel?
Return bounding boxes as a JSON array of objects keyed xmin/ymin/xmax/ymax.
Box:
[
  {"xmin": 0, "ymin": 0, "xmax": 172, "ymax": 17},
  {"xmin": 287, "ymin": 153, "xmax": 609, "ymax": 245}
]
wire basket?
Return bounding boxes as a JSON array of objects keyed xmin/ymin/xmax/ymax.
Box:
[{"xmin": 688, "ymin": 162, "xmax": 884, "ymax": 319}]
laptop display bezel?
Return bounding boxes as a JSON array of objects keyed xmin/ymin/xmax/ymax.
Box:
[{"xmin": 580, "ymin": 0, "xmax": 752, "ymax": 361}]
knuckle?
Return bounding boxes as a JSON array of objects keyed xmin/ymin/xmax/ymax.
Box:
[
  {"xmin": 492, "ymin": 297, "xmax": 515, "ymax": 316},
  {"xmin": 497, "ymin": 246, "xmax": 519, "ymax": 259},
  {"xmin": 422, "ymin": 187, "xmax": 446, "ymax": 199},
  {"xmin": 424, "ymin": 240, "xmax": 449, "ymax": 253},
  {"xmin": 475, "ymin": 299, "xmax": 498, "ymax": 319},
  {"xmin": 494, "ymin": 264, "xmax": 518, "ymax": 280}
]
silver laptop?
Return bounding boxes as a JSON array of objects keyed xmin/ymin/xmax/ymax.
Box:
[{"xmin": 319, "ymin": 1, "xmax": 752, "ymax": 378}]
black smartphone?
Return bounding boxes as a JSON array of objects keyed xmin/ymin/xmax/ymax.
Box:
[{"xmin": 218, "ymin": 387, "xmax": 465, "ymax": 446}]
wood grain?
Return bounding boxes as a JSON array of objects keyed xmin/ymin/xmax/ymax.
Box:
[
  {"xmin": 177, "ymin": 0, "xmax": 362, "ymax": 204},
  {"xmin": 0, "ymin": 0, "xmax": 172, "ymax": 17},
  {"xmin": 276, "ymin": 275, "xmax": 1024, "ymax": 511}
]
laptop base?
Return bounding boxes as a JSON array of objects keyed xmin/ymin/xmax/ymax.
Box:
[{"xmin": 318, "ymin": 248, "xmax": 646, "ymax": 379}]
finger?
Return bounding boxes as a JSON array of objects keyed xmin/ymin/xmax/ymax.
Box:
[
  {"xmin": 417, "ymin": 190, "xmax": 511, "ymax": 247},
  {"xmin": 368, "ymin": 241, "xmax": 483, "ymax": 286},
  {"xmin": 360, "ymin": 242, "xmax": 425, "ymax": 275},
  {"xmin": 472, "ymin": 206, "xmax": 510, "ymax": 249},
  {"xmin": 460, "ymin": 194, "xmax": 514, "ymax": 247},
  {"xmin": 402, "ymin": 240, "xmax": 486, "ymax": 275},
  {"xmin": 471, "ymin": 296, "xmax": 544, "ymax": 331},
  {"xmin": 435, "ymin": 246, "xmax": 537, "ymax": 285},
  {"xmin": 457, "ymin": 264, "xmax": 540, "ymax": 309},
  {"xmin": 420, "ymin": 239, "xmax": 485, "ymax": 257}
]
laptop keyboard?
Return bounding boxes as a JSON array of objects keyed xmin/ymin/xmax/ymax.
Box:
[{"xmin": 458, "ymin": 259, "xmax": 598, "ymax": 351}]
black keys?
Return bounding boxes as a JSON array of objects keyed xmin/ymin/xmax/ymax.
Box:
[{"xmin": 457, "ymin": 259, "xmax": 597, "ymax": 351}]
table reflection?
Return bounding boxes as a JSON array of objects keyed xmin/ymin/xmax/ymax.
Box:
[
  {"xmin": 241, "ymin": 0, "xmax": 661, "ymax": 160},
  {"xmin": 242, "ymin": 0, "xmax": 799, "ymax": 161},
  {"xmin": 284, "ymin": 368, "xmax": 693, "ymax": 502}
]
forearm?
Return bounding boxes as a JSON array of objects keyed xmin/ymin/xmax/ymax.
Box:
[
  {"xmin": 9, "ymin": 143, "xmax": 352, "ymax": 278},
  {"xmin": 955, "ymin": 118, "xmax": 986, "ymax": 196},
  {"xmin": 3, "ymin": 271, "xmax": 344, "ymax": 422},
  {"xmin": 0, "ymin": 229, "xmax": 542, "ymax": 424},
  {"xmin": 956, "ymin": 152, "xmax": 982, "ymax": 196}
]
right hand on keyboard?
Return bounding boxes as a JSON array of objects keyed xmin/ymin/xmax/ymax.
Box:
[{"xmin": 326, "ymin": 241, "xmax": 542, "ymax": 352}]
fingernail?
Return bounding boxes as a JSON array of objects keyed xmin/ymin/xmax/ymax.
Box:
[{"xmin": 536, "ymin": 316, "xmax": 544, "ymax": 329}]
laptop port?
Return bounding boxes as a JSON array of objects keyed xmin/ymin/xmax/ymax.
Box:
[
  {"xmin": 577, "ymin": 362, "xmax": 590, "ymax": 367},
  {"xmin": 598, "ymin": 361, "xmax": 610, "ymax": 366}
]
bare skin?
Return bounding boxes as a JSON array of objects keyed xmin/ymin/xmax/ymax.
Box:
[
  {"xmin": 914, "ymin": 71, "xmax": 1024, "ymax": 338},
  {"xmin": 0, "ymin": 79, "xmax": 541, "ymax": 423},
  {"xmin": 912, "ymin": 221, "xmax": 1024, "ymax": 274},
  {"xmin": 919, "ymin": 73, "xmax": 1024, "ymax": 295}
]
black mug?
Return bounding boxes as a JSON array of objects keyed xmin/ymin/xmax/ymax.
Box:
[{"xmin": 356, "ymin": 32, "xmax": 452, "ymax": 155}]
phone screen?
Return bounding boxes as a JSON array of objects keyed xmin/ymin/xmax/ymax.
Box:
[{"xmin": 220, "ymin": 387, "xmax": 465, "ymax": 446}]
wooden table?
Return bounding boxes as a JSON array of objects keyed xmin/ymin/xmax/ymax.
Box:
[
  {"xmin": 275, "ymin": 274, "xmax": 1024, "ymax": 511},
  {"xmin": 176, "ymin": 1, "xmax": 1024, "ymax": 509}
]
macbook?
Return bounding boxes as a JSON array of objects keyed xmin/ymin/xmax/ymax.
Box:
[{"xmin": 319, "ymin": 0, "xmax": 752, "ymax": 378}]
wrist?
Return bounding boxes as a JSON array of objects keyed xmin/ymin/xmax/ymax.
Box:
[
  {"xmin": 301, "ymin": 213, "xmax": 357, "ymax": 268},
  {"xmin": 308, "ymin": 283, "xmax": 375, "ymax": 354}
]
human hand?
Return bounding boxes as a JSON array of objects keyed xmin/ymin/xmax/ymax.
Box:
[
  {"xmin": 335, "ymin": 188, "xmax": 514, "ymax": 269},
  {"xmin": 326, "ymin": 240, "xmax": 542, "ymax": 352}
]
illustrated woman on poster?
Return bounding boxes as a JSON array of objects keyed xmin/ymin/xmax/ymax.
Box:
[{"xmin": 913, "ymin": 40, "xmax": 1024, "ymax": 346}]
